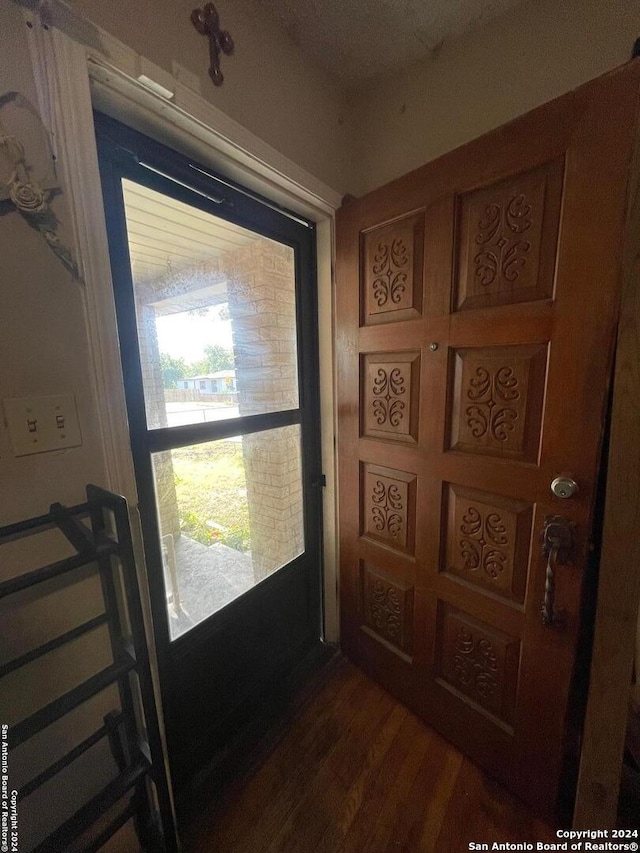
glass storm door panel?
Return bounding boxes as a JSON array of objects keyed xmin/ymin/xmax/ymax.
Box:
[
  {"xmin": 151, "ymin": 425, "xmax": 304, "ymax": 640},
  {"xmin": 117, "ymin": 176, "xmax": 306, "ymax": 640},
  {"xmin": 120, "ymin": 178, "xmax": 300, "ymax": 433},
  {"xmin": 96, "ymin": 113, "xmax": 323, "ymax": 789}
]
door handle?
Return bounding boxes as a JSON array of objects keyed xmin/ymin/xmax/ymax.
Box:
[{"xmin": 540, "ymin": 515, "xmax": 574, "ymax": 627}]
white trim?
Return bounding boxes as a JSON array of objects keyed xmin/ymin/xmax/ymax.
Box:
[
  {"xmin": 24, "ymin": 14, "xmax": 139, "ymax": 505},
  {"xmin": 91, "ymin": 59, "xmax": 342, "ymax": 216},
  {"xmin": 88, "ymin": 60, "xmax": 341, "ymax": 219},
  {"xmin": 23, "ymin": 4, "xmax": 341, "ymax": 649}
]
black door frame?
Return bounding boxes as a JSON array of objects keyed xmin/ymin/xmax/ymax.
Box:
[{"xmin": 95, "ymin": 112, "xmax": 324, "ymax": 791}]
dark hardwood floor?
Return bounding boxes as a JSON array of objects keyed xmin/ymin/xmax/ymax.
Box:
[{"xmin": 184, "ymin": 656, "xmax": 558, "ymax": 852}]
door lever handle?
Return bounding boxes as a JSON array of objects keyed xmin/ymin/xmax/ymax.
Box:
[{"xmin": 540, "ymin": 515, "xmax": 574, "ymax": 628}]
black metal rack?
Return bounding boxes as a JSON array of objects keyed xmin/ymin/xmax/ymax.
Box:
[{"xmin": 0, "ymin": 485, "xmax": 178, "ymax": 853}]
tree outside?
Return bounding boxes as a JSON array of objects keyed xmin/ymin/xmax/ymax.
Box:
[{"xmin": 160, "ymin": 345, "xmax": 234, "ymax": 388}]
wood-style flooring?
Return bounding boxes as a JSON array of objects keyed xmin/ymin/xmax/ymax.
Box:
[{"xmin": 185, "ymin": 656, "xmax": 558, "ymax": 852}]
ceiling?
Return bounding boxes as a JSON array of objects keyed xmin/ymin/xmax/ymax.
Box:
[
  {"xmin": 257, "ymin": 0, "xmax": 528, "ymax": 84},
  {"xmin": 121, "ymin": 179, "xmax": 255, "ymax": 288}
]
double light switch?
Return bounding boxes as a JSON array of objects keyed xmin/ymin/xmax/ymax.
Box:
[{"xmin": 3, "ymin": 395, "xmax": 83, "ymax": 456}]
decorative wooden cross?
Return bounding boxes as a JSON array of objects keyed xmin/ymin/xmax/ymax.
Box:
[{"xmin": 191, "ymin": 3, "xmax": 234, "ymax": 86}]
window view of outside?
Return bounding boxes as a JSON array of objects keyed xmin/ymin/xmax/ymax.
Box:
[
  {"xmin": 158, "ymin": 306, "xmax": 239, "ymax": 429},
  {"xmin": 122, "ymin": 179, "xmax": 304, "ymax": 639}
]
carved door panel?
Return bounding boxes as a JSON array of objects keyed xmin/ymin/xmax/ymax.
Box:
[{"xmin": 336, "ymin": 65, "xmax": 640, "ymax": 816}]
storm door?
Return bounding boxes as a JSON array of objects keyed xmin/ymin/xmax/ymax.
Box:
[{"xmin": 96, "ymin": 113, "xmax": 323, "ymax": 789}]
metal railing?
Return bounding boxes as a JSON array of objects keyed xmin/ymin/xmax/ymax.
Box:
[{"xmin": 0, "ymin": 485, "xmax": 178, "ymax": 853}]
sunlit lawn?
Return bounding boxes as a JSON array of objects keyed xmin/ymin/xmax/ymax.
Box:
[{"xmin": 172, "ymin": 439, "xmax": 251, "ymax": 551}]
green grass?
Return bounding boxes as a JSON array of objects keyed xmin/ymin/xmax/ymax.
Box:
[{"xmin": 172, "ymin": 440, "xmax": 251, "ymax": 551}]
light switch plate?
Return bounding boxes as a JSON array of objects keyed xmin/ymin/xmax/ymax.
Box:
[{"xmin": 4, "ymin": 394, "xmax": 82, "ymax": 456}]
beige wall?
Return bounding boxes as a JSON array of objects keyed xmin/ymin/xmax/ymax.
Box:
[
  {"xmin": 348, "ymin": 0, "xmax": 640, "ymax": 196},
  {"xmin": 72, "ymin": 0, "xmax": 351, "ymax": 194},
  {"xmin": 0, "ymin": 3, "xmax": 108, "ymax": 524},
  {"xmin": 0, "ymin": 4, "xmax": 140, "ymax": 849}
]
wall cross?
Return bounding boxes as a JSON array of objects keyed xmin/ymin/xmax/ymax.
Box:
[{"xmin": 191, "ymin": 3, "xmax": 234, "ymax": 86}]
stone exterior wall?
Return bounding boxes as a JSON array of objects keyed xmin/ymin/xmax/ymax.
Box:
[
  {"xmin": 132, "ymin": 237, "xmax": 305, "ymax": 583},
  {"xmin": 133, "ymin": 261, "xmax": 229, "ymax": 549},
  {"xmin": 224, "ymin": 238, "xmax": 304, "ymax": 580}
]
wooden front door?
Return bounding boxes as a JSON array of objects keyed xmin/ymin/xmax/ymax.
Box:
[{"xmin": 336, "ymin": 64, "xmax": 640, "ymax": 816}]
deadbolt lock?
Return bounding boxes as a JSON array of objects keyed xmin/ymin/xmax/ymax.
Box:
[{"xmin": 550, "ymin": 476, "xmax": 578, "ymax": 499}]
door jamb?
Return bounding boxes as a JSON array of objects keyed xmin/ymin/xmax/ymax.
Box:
[{"xmin": 573, "ymin": 94, "xmax": 640, "ymax": 829}]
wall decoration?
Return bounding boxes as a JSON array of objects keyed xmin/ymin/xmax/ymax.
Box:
[
  {"xmin": 191, "ymin": 3, "xmax": 234, "ymax": 86},
  {"xmin": 0, "ymin": 91, "xmax": 83, "ymax": 282}
]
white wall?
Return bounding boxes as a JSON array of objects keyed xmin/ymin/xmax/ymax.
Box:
[
  {"xmin": 348, "ymin": 0, "xmax": 640, "ymax": 196},
  {"xmin": 0, "ymin": 5, "xmax": 141, "ymax": 850},
  {"xmin": 0, "ymin": 5, "xmax": 108, "ymax": 524},
  {"xmin": 72, "ymin": 0, "xmax": 351, "ymax": 195}
]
